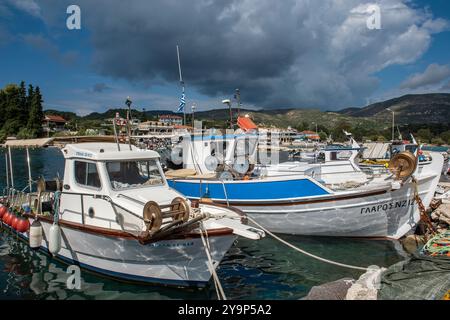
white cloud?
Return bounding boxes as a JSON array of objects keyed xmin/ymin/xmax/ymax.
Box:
[
  {"xmin": 7, "ymin": 0, "xmax": 41, "ymax": 17},
  {"xmin": 400, "ymin": 64, "xmax": 450, "ymax": 89},
  {"xmin": 9, "ymin": 0, "xmax": 450, "ymax": 110}
]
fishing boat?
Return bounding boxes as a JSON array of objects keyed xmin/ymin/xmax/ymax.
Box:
[
  {"xmin": 165, "ymin": 130, "xmax": 443, "ymax": 239},
  {"xmin": 0, "ymin": 140, "xmax": 264, "ymax": 287}
]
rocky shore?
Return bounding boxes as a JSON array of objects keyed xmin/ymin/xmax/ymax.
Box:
[{"xmin": 303, "ymin": 181, "xmax": 450, "ymax": 300}]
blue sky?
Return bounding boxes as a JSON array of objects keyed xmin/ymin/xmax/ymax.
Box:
[{"xmin": 0, "ymin": 0, "xmax": 449, "ymax": 115}]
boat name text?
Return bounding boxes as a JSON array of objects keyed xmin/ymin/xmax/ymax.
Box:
[{"xmin": 360, "ymin": 199, "xmax": 415, "ymax": 214}]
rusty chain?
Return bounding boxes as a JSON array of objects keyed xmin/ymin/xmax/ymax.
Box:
[{"xmin": 412, "ymin": 177, "xmax": 436, "ymax": 236}]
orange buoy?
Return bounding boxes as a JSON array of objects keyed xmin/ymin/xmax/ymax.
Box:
[
  {"xmin": 16, "ymin": 218, "xmax": 30, "ymax": 233},
  {"xmin": 0, "ymin": 206, "xmax": 7, "ymax": 219},
  {"xmin": 11, "ymin": 215, "xmax": 20, "ymax": 230},
  {"xmin": 2, "ymin": 211, "xmax": 13, "ymax": 225}
]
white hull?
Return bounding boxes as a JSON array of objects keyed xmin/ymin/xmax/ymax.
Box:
[
  {"xmin": 239, "ymin": 174, "xmax": 438, "ymax": 239},
  {"xmin": 5, "ymin": 219, "xmax": 236, "ymax": 287}
]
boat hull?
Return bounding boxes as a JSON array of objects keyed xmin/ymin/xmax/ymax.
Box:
[
  {"xmin": 237, "ymin": 176, "xmax": 436, "ymax": 238},
  {"xmin": 2, "ymin": 219, "xmax": 236, "ymax": 287},
  {"xmin": 167, "ymin": 153, "xmax": 443, "ymax": 238}
]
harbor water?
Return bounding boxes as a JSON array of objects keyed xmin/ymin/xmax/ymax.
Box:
[{"xmin": 0, "ymin": 148, "xmax": 406, "ymax": 300}]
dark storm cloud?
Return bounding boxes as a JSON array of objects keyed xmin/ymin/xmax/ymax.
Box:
[
  {"xmin": 91, "ymin": 83, "xmax": 111, "ymax": 93},
  {"xmin": 24, "ymin": 0, "xmax": 450, "ymax": 109},
  {"xmin": 22, "ymin": 33, "xmax": 78, "ymax": 65}
]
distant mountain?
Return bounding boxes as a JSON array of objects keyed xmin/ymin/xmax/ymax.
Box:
[
  {"xmin": 195, "ymin": 108, "xmax": 376, "ymax": 130},
  {"xmin": 338, "ymin": 93, "xmax": 450, "ymax": 124},
  {"xmin": 44, "ymin": 93, "xmax": 450, "ymax": 129},
  {"xmin": 80, "ymin": 108, "xmax": 176, "ymax": 120},
  {"xmin": 44, "ymin": 109, "xmax": 78, "ymax": 121}
]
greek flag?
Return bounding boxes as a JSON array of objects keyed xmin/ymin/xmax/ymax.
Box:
[{"xmin": 177, "ymin": 92, "xmax": 185, "ymax": 113}]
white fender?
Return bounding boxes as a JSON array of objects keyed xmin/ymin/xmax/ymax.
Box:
[
  {"xmin": 29, "ymin": 220, "xmax": 43, "ymax": 249},
  {"xmin": 170, "ymin": 146, "xmax": 183, "ymax": 165},
  {"xmin": 48, "ymin": 224, "xmax": 61, "ymax": 255},
  {"xmin": 233, "ymin": 158, "xmax": 250, "ymax": 174},
  {"xmin": 204, "ymin": 155, "xmax": 219, "ymax": 171}
]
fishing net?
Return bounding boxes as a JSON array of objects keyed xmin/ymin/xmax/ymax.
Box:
[{"xmin": 378, "ymin": 252, "xmax": 450, "ymax": 300}]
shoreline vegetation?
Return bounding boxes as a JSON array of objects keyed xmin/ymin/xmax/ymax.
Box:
[
  {"xmin": 0, "ymin": 81, "xmax": 43, "ymax": 141},
  {"xmin": 1, "ymin": 81, "xmax": 450, "ymax": 145}
]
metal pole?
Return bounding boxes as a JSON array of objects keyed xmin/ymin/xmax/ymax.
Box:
[
  {"xmin": 176, "ymin": 45, "xmax": 186, "ymax": 126},
  {"xmin": 113, "ymin": 119, "xmax": 121, "ymax": 151},
  {"xmin": 235, "ymin": 89, "xmax": 241, "ymax": 117},
  {"xmin": 229, "ymin": 103, "xmax": 233, "ymax": 129},
  {"xmin": 5, "ymin": 153, "xmax": 9, "ymax": 190},
  {"xmin": 176, "ymin": 45, "xmax": 183, "ymax": 83},
  {"xmin": 192, "ymin": 104, "xmax": 196, "ymax": 129},
  {"xmin": 8, "ymin": 146, "xmax": 14, "ymax": 189},
  {"xmin": 392, "ymin": 111, "xmax": 395, "ymax": 142},
  {"xmin": 126, "ymin": 97, "xmax": 132, "ymax": 151},
  {"xmin": 26, "ymin": 147, "xmax": 32, "ymax": 198}
]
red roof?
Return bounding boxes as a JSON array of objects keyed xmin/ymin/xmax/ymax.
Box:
[
  {"xmin": 300, "ymin": 130, "xmax": 317, "ymax": 134},
  {"xmin": 44, "ymin": 115, "xmax": 67, "ymax": 123},
  {"xmin": 174, "ymin": 125, "xmax": 193, "ymax": 130},
  {"xmin": 237, "ymin": 116, "xmax": 258, "ymax": 132}
]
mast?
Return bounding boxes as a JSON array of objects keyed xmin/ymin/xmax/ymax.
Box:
[
  {"xmin": 235, "ymin": 88, "xmax": 241, "ymax": 117},
  {"xmin": 5, "ymin": 153, "xmax": 9, "ymax": 190},
  {"xmin": 8, "ymin": 146, "xmax": 14, "ymax": 189},
  {"xmin": 176, "ymin": 45, "xmax": 186, "ymax": 126}
]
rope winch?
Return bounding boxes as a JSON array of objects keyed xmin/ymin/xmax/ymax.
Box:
[
  {"xmin": 142, "ymin": 197, "xmax": 191, "ymax": 237},
  {"xmin": 388, "ymin": 151, "xmax": 417, "ymax": 180}
]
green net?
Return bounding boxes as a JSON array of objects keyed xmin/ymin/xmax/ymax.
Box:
[{"xmin": 379, "ymin": 253, "xmax": 450, "ymax": 300}]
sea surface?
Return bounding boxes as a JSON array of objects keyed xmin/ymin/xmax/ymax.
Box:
[
  {"xmin": 421, "ymin": 145, "xmax": 449, "ymax": 153},
  {"xmin": 0, "ymin": 147, "xmax": 406, "ymax": 300}
]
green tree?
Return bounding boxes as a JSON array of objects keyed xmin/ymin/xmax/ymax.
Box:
[
  {"xmin": 27, "ymin": 86, "xmax": 44, "ymax": 137},
  {"xmin": 0, "ymin": 84, "xmax": 22, "ymax": 137},
  {"xmin": 18, "ymin": 81, "xmax": 29, "ymax": 124},
  {"xmin": 417, "ymin": 128, "xmax": 432, "ymax": 143},
  {"xmin": 440, "ymin": 130, "xmax": 450, "ymax": 144},
  {"xmin": 331, "ymin": 120, "xmax": 352, "ymax": 142},
  {"xmin": 318, "ymin": 131, "xmax": 327, "ymax": 141},
  {"xmin": 431, "ymin": 137, "xmax": 445, "ymax": 145},
  {"xmin": 296, "ymin": 121, "xmax": 309, "ymax": 132}
]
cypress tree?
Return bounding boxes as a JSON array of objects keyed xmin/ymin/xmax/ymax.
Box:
[
  {"xmin": 27, "ymin": 86, "xmax": 44, "ymax": 137},
  {"xmin": 27, "ymin": 84, "xmax": 34, "ymax": 114},
  {"xmin": 3, "ymin": 84, "xmax": 21, "ymax": 136},
  {"xmin": 18, "ymin": 81, "xmax": 28, "ymax": 124}
]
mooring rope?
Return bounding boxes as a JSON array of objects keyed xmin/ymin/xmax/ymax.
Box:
[
  {"xmin": 200, "ymin": 222, "xmax": 227, "ymax": 300},
  {"xmin": 245, "ymin": 216, "xmax": 369, "ymax": 271}
]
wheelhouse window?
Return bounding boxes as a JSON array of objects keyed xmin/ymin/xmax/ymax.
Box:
[
  {"xmin": 106, "ymin": 159, "xmax": 164, "ymax": 190},
  {"xmin": 74, "ymin": 161, "xmax": 101, "ymax": 188}
]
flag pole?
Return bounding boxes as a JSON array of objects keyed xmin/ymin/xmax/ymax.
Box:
[{"xmin": 176, "ymin": 45, "xmax": 186, "ymax": 126}]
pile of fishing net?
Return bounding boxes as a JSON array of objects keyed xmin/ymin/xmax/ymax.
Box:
[{"xmin": 378, "ymin": 231, "xmax": 450, "ymax": 300}]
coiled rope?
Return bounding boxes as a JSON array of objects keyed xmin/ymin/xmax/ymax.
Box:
[
  {"xmin": 422, "ymin": 231, "xmax": 450, "ymax": 257},
  {"xmin": 53, "ymin": 191, "xmax": 61, "ymax": 224},
  {"xmin": 246, "ymin": 216, "xmax": 369, "ymax": 271},
  {"xmin": 200, "ymin": 222, "xmax": 227, "ymax": 300}
]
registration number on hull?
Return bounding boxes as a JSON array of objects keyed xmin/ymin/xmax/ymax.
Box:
[{"xmin": 360, "ymin": 199, "xmax": 415, "ymax": 214}]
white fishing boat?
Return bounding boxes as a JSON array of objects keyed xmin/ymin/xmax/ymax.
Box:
[
  {"xmin": 166, "ymin": 131, "xmax": 443, "ymax": 239},
  {"xmin": 0, "ymin": 140, "xmax": 264, "ymax": 287}
]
